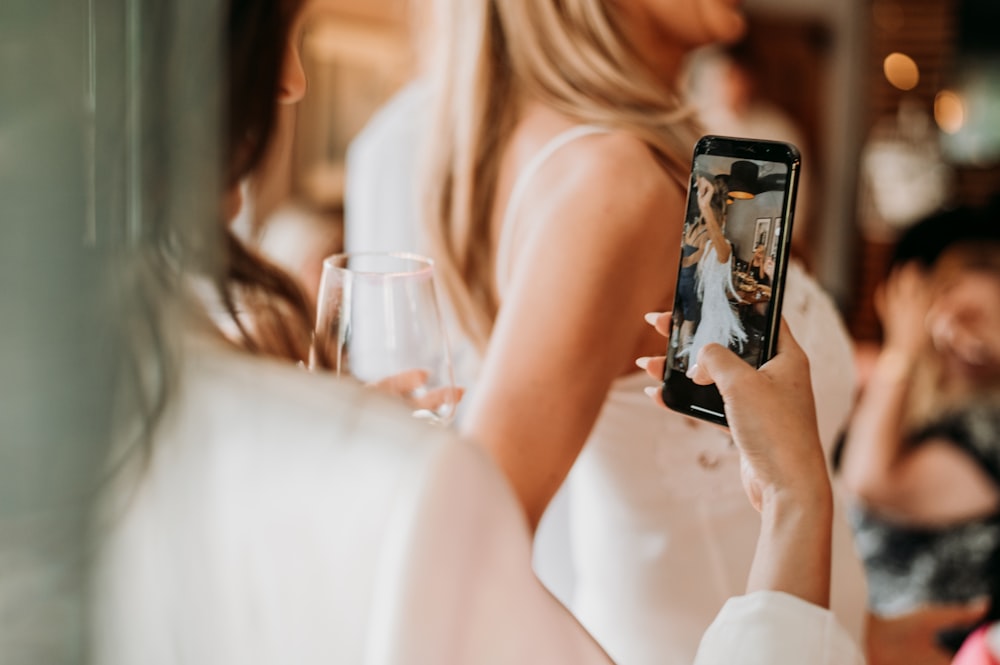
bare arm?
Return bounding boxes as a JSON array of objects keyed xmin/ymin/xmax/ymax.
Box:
[
  {"xmin": 461, "ymin": 134, "xmax": 680, "ymax": 531},
  {"xmin": 694, "ymin": 322, "xmax": 832, "ymax": 606},
  {"xmin": 696, "ymin": 176, "xmax": 731, "ymax": 264}
]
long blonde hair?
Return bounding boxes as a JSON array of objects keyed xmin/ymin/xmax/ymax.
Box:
[{"xmin": 421, "ymin": 0, "xmax": 702, "ymax": 349}]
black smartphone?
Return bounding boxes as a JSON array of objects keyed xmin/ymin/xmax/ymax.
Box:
[{"xmin": 661, "ymin": 135, "xmax": 800, "ymax": 426}]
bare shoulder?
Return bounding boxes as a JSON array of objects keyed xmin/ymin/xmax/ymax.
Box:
[
  {"xmin": 524, "ymin": 129, "xmax": 685, "ymax": 240},
  {"xmin": 560, "ymin": 131, "xmax": 678, "ymax": 203}
]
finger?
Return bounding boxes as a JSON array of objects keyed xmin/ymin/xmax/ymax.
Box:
[
  {"xmin": 889, "ymin": 261, "xmax": 926, "ymax": 300},
  {"xmin": 687, "ymin": 361, "xmax": 712, "ymax": 385},
  {"xmin": 411, "ymin": 386, "xmax": 464, "ymax": 411},
  {"xmin": 370, "ymin": 368, "xmax": 429, "ymax": 395},
  {"xmin": 772, "ymin": 317, "xmax": 803, "ymax": 359},
  {"xmin": 643, "ymin": 384, "xmax": 666, "ymax": 408},
  {"xmin": 636, "ymin": 355, "xmax": 666, "ymax": 380},
  {"xmin": 893, "ymin": 264, "xmax": 916, "ymax": 299},
  {"xmin": 643, "ymin": 311, "xmax": 672, "ymax": 337},
  {"xmin": 873, "ymin": 283, "xmax": 887, "ymax": 323},
  {"xmin": 690, "ymin": 342, "xmax": 754, "ymax": 391}
]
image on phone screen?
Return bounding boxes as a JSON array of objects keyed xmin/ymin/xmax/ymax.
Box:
[{"xmin": 662, "ymin": 137, "xmax": 798, "ymax": 426}]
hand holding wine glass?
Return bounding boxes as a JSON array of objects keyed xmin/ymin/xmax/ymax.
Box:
[{"xmin": 313, "ymin": 252, "xmax": 462, "ymax": 425}]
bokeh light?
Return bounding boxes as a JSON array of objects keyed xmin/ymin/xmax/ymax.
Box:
[
  {"xmin": 883, "ymin": 52, "xmax": 920, "ymax": 90},
  {"xmin": 934, "ymin": 90, "xmax": 966, "ymax": 134}
]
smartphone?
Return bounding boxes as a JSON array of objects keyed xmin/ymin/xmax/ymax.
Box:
[{"xmin": 661, "ymin": 135, "xmax": 800, "ymax": 426}]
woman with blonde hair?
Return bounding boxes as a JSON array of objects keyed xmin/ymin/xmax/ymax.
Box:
[{"xmin": 420, "ymin": 0, "xmax": 864, "ymax": 662}]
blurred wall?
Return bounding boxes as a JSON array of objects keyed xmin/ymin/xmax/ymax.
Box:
[
  {"xmin": 745, "ymin": 0, "xmax": 869, "ymax": 308},
  {"xmin": 1, "ymin": 1, "xmax": 113, "ymax": 663}
]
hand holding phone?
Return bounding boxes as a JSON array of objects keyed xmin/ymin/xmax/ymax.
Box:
[{"xmin": 661, "ymin": 135, "xmax": 801, "ymax": 426}]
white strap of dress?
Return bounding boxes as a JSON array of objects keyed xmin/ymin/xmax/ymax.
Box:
[{"xmin": 495, "ymin": 125, "xmax": 610, "ymax": 291}]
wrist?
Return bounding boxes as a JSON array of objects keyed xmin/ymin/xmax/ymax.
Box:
[
  {"xmin": 760, "ymin": 481, "xmax": 833, "ymax": 530},
  {"xmin": 874, "ymin": 347, "xmax": 917, "ymax": 382},
  {"xmin": 750, "ymin": 481, "xmax": 833, "ymax": 608}
]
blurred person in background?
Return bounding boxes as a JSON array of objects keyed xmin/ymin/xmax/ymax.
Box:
[
  {"xmin": 83, "ymin": 0, "xmax": 862, "ymax": 663},
  {"xmin": 683, "ymin": 41, "xmax": 813, "ymax": 256},
  {"xmin": 837, "ymin": 198, "xmax": 1000, "ymax": 665}
]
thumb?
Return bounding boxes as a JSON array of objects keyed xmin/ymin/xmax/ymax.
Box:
[
  {"xmin": 768, "ymin": 317, "xmax": 805, "ymax": 366},
  {"xmin": 688, "ymin": 342, "xmax": 754, "ymax": 395}
]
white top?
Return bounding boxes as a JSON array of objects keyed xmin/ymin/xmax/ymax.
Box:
[
  {"xmin": 90, "ymin": 328, "xmax": 862, "ymax": 665},
  {"xmin": 345, "ymin": 97, "xmax": 866, "ymax": 663},
  {"xmin": 493, "ymin": 126, "xmax": 866, "ymax": 664},
  {"xmin": 565, "ymin": 258, "xmax": 865, "ymax": 665}
]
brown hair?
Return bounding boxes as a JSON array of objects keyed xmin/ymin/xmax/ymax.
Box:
[
  {"xmin": 218, "ymin": 0, "xmax": 319, "ymax": 365},
  {"xmin": 104, "ymin": 0, "xmax": 321, "ymax": 487}
]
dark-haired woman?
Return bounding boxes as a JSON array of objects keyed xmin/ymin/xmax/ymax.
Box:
[{"xmin": 89, "ymin": 1, "xmax": 861, "ymax": 663}]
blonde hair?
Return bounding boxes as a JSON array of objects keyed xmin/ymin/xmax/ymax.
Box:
[{"xmin": 422, "ymin": 0, "xmax": 702, "ymax": 349}]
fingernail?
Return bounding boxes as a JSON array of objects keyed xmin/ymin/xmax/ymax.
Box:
[
  {"xmin": 644, "ymin": 312, "xmax": 662, "ymax": 326},
  {"xmin": 635, "ymin": 356, "xmax": 651, "ymax": 370},
  {"xmin": 686, "ymin": 363, "xmax": 698, "ymax": 379},
  {"xmin": 643, "ymin": 386, "xmax": 658, "ymax": 398}
]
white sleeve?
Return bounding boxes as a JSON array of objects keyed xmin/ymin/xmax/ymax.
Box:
[
  {"xmin": 693, "ymin": 591, "xmax": 866, "ymax": 665},
  {"xmin": 367, "ymin": 437, "xmax": 614, "ymax": 665}
]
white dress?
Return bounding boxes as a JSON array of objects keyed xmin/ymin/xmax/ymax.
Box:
[
  {"xmin": 345, "ymin": 96, "xmax": 867, "ymax": 664},
  {"xmin": 565, "ymin": 257, "xmax": 866, "ymax": 665},
  {"xmin": 679, "ymin": 239, "xmax": 747, "ymax": 363},
  {"xmin": 90, "ymin": 326, "xmax": 862, "ymax": 665}
]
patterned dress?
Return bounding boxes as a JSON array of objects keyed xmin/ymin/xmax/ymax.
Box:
[{"xmin": 850, "ymin": 401, "xmax": 1000, "ymax": 617}]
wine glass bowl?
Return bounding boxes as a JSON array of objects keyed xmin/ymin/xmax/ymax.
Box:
[{"xmin": 313, "ymin": 252, "xmax": 459, "ymax": 425}]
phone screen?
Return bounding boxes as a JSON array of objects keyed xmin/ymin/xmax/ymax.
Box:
[{"xmin": 661, "ymin": 135, "xmax": 800, "ymax": 426}]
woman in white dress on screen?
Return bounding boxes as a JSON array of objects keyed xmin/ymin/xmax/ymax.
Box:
[{"xmin": 679, "ymin": 174, "xmax": 747, "ymax": 367}]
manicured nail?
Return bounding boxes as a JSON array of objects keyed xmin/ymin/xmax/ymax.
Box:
[
  {"xmin": 685, "ymin": 363, "xmax": 698, "ymax": 379},
  {"xmin": 644, "ymin": 312, "xmax": 662, "ymax": 326},
  {"xmin": 635, "ymin": 356, "xmax": 651, "ymax": 370},
  {"xmin": 643, "ymin": 386, "xmax": 658, "ymax": 398}
]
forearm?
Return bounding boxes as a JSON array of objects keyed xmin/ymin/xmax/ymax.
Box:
[
  {"xmin": 460, "ymin": 288, "xmax": 646, "ymax": 533},
  {"xmin": 747, "ymin": 484, "xmax": 833, "ymax": 608},
  {"xmin": 838, "ymin": 349, "xmax": 915, "ymax": 499},
  {"xmin": 702, "ymin": 211, "xmax": 728, "ymax": 253},
  {"xmin": 463, "ymin": 404, "xmax": 600, "ymax": 533}
]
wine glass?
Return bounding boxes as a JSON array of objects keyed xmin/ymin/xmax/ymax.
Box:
[{"xmin": 312, "ymin": 251, "xmax": 459, "ymax": 425}]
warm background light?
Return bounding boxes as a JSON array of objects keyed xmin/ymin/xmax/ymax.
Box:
[
  {"xmin": 883, "ymin": 52, "xmax": 920, "ymax": 90},
  {"xmin": 934, "ymin": 90, "xmax": 966, "ymax": 134}
]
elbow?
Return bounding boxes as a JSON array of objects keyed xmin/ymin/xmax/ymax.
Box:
[{"xmin": 838, "ymin": 464, "xmax": 897, "ymax": 509}]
